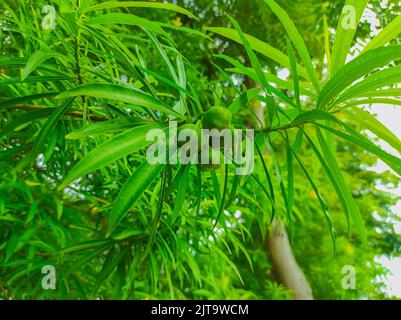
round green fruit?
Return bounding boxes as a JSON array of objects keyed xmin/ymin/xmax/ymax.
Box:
[
  {"xmin": 197, "ymin": 148, "xmax": 222, "ymax": 171},
  {"xmin": 201, "ymin": 106, "xmax": 232, "ymax": 131}
]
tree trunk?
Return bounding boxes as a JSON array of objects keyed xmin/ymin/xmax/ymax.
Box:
[
  {"xmin": 250, "ymin": 80, "xmax": 314, "ymax": 300},
  {"xmin": 266, "ymin": 220, "xmax": 314, "ymax": 300}
]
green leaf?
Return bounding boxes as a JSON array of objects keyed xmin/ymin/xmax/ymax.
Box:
[
  {"xmin": 264, "ymin": 0, "xmax": 321, "ymax": 92},
  {"xmin": 227, "ymin": 15, "xmax": 276, "ymax": 125},
  {"xmin": 323, "ymin": 15, "xmax": 331, "ymax": 78},
  {"xmin": 60, "ymin": 123, "xmax": 167, "ymax": 189},
  {"xmin": 330, "ymin": 0, "xmax": 368, "ymax": 75},
  {"xmin": 335, "ymin": 65, "xmax": 401, "ymax": 105},
  {"xmin": 318, "ymin": 45, "xmax": 401, "ymax": 109},
  {"xmin": 291, "ymin": 110, "xmax": 340, "ymax": 126},
  {"xmin": 61, "ymin": 239, "xmax": 113, "ymax": 253},
  {"xmin": 284, "ymin": 135, "xmax": 336, "ymax": 250},
  {"xmin": 0, "ymin": 76, "xmax": 71, "ymax": 86},
  {"xmin": 22, "ymin": 48, "xmax": 61, "ymax": 80},
  {"xmin": 344, "ymin": 107, "xmax": 401, "ymax": 155},
  {"xmin": 94, "ymin": 247, "xmax": 128, "ymax": 293},
  {"xmin": 229, "ymin": 88, "xmax": 261, "ymax": 114},
  {"xmin": 316, "ymin": 129, "xmax": 367, "ymax": 246},
  {"xmin": 318, "ymin": 123, "xmax": 401, "ymax": 176},
  {"xmin": 0, "ymin": 93, "xmax": 59, "ymax": 110},
  {"xmin": 225, "ymin": 173, "xmax": 240, "ymax": 209},
  {"xmin": 353, "ymin": 88, "xmax": 401, "ymax": 99},
  {"xmin": 0, "ymin": 108, "xmax": 54, "ymax": 137},
  {"xmin": 0, "ymin": 57, "xmax": 27, "ymax": 67},
  {"xmin": 56, "ymin": 83, "xmax": 182, "ymax": 118},
  {"xmin": 363, "ymin": 15, "xmax": 401, "ymax": 53},
  {"xmin": 108, "ymin": 162, "xmax": 164, "ymax": 235},
  {"xmin": 304, "ymin": 132, "xmax": 351, "ymax": 230},
  {"xmin": 85, "ymin": 13, "xmax": 167, "ymax": 36},
  {"xmin": 173, "ymin": 165, "xmax": 190, "ymax": 216},
  {"xmin": 87, "ymin": 1, "xmax": 197, "ymax": 20},
  {"xmin": 286, "ymin": 141, "xmax": 295, "ymax": 221},
  {"xmin": 65, "ymin": 118, "xmax": 149, "ymax": 140},
  {"xmin": 342, "ymin": 98, "xmax": 401, "ymax": 108},
  {"xmin": 30, "ymin": 98, "xmax": 75, "ymax": 163},
  {"xmin": 205, "ymin": 27, "xmax": 309, "ymax": 80},
  {"xmin": 287, "ymin": 38, "xmax": 301, "ymax": 111}
]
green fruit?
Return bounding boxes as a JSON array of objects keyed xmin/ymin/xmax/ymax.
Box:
[
  {"xmin": 197, "ymin": 148, "xmax": 222, "ymax": 171},
  {"xmin": 201, "ymin": 106, "xmax": 232, "ymax": 131}
]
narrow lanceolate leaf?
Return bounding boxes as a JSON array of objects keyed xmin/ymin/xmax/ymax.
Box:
[
  {"xmin": 0, "ymin": 57, "xmax": 27, "ymax": 67},
  {"xmin": 291, "ymin": 110, "xmax": 340, "ymax": 127},
  {"xmin": 316, "ymin": 129, "xmax": 367, "ymax": 246},
  {"xmin": 343, "ymin": 98, "xmax": 401, "ymax": 108},
  {"xmin": 0, "ymin": 108, "xmax": 54, "ymax": 137},
  {"xmin": 323, "ymin": 15, "xmax": 331, "ymax": 78},
  {"xmin": 60, "ymin": 123, "xmax": 167, "ymax": 189},
  {"xmin": 22, "ymin": 48, "xmax": 60, "ymax": 80},
  {"xmin": 334, "ymin": 65, "xmax": 401, "ymax": 105},
  {"xmin": 305, "ymin": 133, "xmax": 351, "ymax": 229},
  {"xmin": 344, "ymin": 107, "xmax": 401, "ymax": 155},
  {"xmin": 87, "ymin": 1, "xmax": 197, "ymax": 20},
  {"xmin": 228, "ymin": 15, "xmax": 276, "ymax": 125},
  {"xmin": 204, "ymin": 27, "xmax": 309, "ymax": 80},
  {"xmin": 284, "ymin": 136, "xmax": 336, "ymax": 250},
  {"xmin": 0, "ymin": 92, "xmax": 59, "ymax": 110},
  {"xmin": 173, "ymin": 165, "xmax": 190, "ymax": 216},
  {"xmin": 354, "ymin": 88, "xmax": 401, "ymax": 99},
  {"xmin": 318, "ymin": 123, "xmax": 401, "ymax": 176},
  {"xmin": 317, "ymin": 45, "xmax": 401, "ymax": 109},
  {"xmin": 330, "ymin": 0, "xmax": 368, "ymax": 75},
  {"xmin": 363, "ymin": 15, "xmax": 401, "ymax": 53},
  {"xmin": 287, "ymin": 39, "xmax": 301, "ymax": 111},
  {"xmin": 57, "ymin": 83, "xmax": 182, "ymax": 118},
  {"xmin": 264, "ymin": 0, "xmax": 321, "ymax": 92},
  {"xmin": 108, "ymin": 162, "xmax": 164, "ymax": 235},
  {"xmin": 30, "ymin": 98, "xmax": 75, "ymax": 162},
  {"xmin": 65, "ymin": 118, "xmax": 149, "ymax": 140},
  {"xmin": 85, "ymin": 13, "xmax": 167, "ymax": 36}
]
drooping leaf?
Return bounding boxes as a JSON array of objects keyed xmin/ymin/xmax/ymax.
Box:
[
  {"xmin": 318, "ymin": 45, "xmax": 401, "ymax": 109},
  {"xmin": 316, "ymin": 129, "xmax": 367, "ymax": 246},
  {"xmin": 57, "ymin": 83, "xmax": 183, "ymax": 118},
  {"xmin": 264, "ymin": 0, "xmax": 321, "ymax": 92},
  {"xmin": 30, "ymin": 98, "xmax": 75, "ymax": 163},
  {"xmin": 60, "ymin": 123, "xmax": 167, "ymax": 189},
  {"xmin": 334, "ymin": 65, "xmax": 401, "ymax": 105},
  {"xmin": 108, "ymin": 162, "xmax": 165, "ymax": 235},
  {"xmin": 65, "ymin": 118, "xmax": 149, "ymax": 140},
  {"xmin": 22, "ymin": 48, "xmax": 61, "ymax": 80},
  {"xmin": 87, "ymin": 1, "xmax": 197, "ymax": 20}
]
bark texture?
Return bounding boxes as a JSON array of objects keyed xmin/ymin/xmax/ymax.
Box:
[
  {"xmin": 250, "ymin": 80, "xmax": 313, "ymax": 300},
  {"xmin": 266, "ymin": 220, "xmax": 313, "ymax": 300}
]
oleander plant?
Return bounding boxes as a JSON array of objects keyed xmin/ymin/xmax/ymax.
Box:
[{"xmin": 1, "ymin": 0, "xmax": 401, "ymax": 299}]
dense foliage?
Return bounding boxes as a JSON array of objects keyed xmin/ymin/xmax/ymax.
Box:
[{"xmin": 1, "ymin": 0, "xmax": 400, "ymax": 299}]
